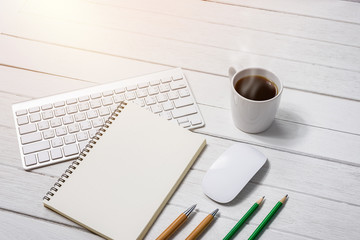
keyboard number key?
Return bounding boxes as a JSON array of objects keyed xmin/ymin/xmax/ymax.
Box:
[
  {"xmin": 29, "ymin": 113, "xmax": 41, "ymax": 123},
  {"xmin": 42, "ymin": 110, "xmax": 54, "ymax": 120},
  {"xmin": 17, "ymin": 116, "xmax": 29, "ymax": 125},
  {"xmin": 54, "ymin": 108, "xmax": 66, "ymax": 117}
]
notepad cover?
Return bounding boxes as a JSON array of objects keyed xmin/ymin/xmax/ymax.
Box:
[{"xmin": 43, "ymin": 102, "xmax": 206, "ymax": 239}]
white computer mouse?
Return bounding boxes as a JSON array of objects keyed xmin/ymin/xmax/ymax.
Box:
[{"xmin": 202, "ymin": 143, "xmax": 267, "ymax": 203}]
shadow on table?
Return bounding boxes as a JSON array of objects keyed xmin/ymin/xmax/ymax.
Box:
[{"xmin": 251, "ymin": 108, "xmax": 306, "ymax": 147}]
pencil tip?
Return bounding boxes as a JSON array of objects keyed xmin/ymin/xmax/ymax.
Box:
[
  {"xmin": 184, "ymin": 204, "xmax": 197, "ymax": 217},
  {"xmin": 285, "ymin": 194, "xmax": 288, "ymax": 198},
  {"xmin": 210, "ymin": 208, "xmax": 219, "ymax": 217}
]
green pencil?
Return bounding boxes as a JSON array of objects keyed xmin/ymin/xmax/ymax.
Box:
[
  {"xmin": 223, "ymin": 196, "xmax": 265, "ymax": 240},
  {"xmin": 248, "ymin": 195, "xmax": 288, "ymax": 240}
]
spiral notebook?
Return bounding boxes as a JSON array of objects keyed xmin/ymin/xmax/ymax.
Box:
[{"xmin": 43, "ymin": 102, "xmax": 206, "ymax": 240}]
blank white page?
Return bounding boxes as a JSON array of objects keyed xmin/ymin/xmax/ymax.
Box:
[{"xmin": 43, "ymin": 102, "xmax": 206, "ymax": 239}]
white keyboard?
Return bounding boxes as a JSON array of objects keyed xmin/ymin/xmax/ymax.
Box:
[{"xmin": 12, "ymin": 68, "xmax": 205, "ymax": 170}]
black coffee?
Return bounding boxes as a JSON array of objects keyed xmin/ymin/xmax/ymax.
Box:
[{"xmin": 234, "ymin": 75, "xmax": 277, "ymax": 101}]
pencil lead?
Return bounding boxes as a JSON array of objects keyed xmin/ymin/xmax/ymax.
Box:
[
  {"xmin": 210, "ymin": 208, "xmax": 219, "ymax": 217},
  {"xmin": 256, "ymin": 196, "xmax": 265, "ymax": 204},
  {"xmin": 184, "ymin": 204, "xmax": 197, "ymax": 217}
]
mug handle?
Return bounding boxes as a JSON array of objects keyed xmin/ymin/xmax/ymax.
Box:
[{"xmin": 228, "ymin": 64, "xmax": 243, "ymax": 82}]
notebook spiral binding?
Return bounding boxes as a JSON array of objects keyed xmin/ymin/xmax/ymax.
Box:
[{"xmin": 43, "ymin": 102, "xmax": 127, "ymax": 201}]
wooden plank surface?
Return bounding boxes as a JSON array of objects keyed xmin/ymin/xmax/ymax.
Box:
[{"xmin": 1, "ymin": 0, "xmax": 360, "ymax": 239}]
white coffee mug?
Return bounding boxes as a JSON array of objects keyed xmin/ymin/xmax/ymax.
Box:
[{"xmin": 229, "ymin": 66, "xmax": 283, "ymax": 133}]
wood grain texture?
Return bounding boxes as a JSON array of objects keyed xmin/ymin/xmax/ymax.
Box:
[
  {"xmin": 3, "ymin": 16, "xmax": 360, "ymax": 101},
  {"xmin": 86, "ymin": 0, "xmax": 360, "ymax": 47},
  {"xmin": 1, "ymin": 0, "xmax": 360, "ymax": 239}
]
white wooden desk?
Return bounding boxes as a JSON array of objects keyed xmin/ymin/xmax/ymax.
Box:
[{"xmin": 1, "ymin": 0, "xmax": 359, "ymax": 239}]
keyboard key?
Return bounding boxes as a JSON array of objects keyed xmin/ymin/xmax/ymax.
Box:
[
  {"xmin": 90, "ymin": 100, "xmax": 101, "ymax": 109},
  {"xmin": 79, "ymin": 141, "xmax": 88, "ymax": 151},
  {"xmin": 138, "ymin": 82, "xmax": 148, "ymax": 88},
  {"xmin": 54, "ymin": 101, "xmax": 65, "ymax": 108},
  {"xmin": 159, "ymin": 84, "xmax": 170, "ymax": 93},
  {"xmin": 171, "ymin": 105, "xmax": 197, "ymax": 118},
  {"xmin": 102, "ymin": 97, "xmax": 113, "ymax": 106},
  {"xmin": 145, "ymin": 96, "xmax": 156, "ymax": 105},
  {"xmin": 136, "ymin": 89, "xmax": 148, "ymax": 98},
  {"xmin": 51, "ymin": 138, "xmax": 63, "ymax": 148},
  {"xmin": 179, "ymin": 88, "xmax": 190, "ymax": 97},
  {"xmin": 88, "ymin": 129, "xmax": 99, "ymax": 138},
  {"xmin": 162, "ymin": 101, "xmax": 174, "ymax": 111},
  {"xmin": 54, "ymin": 108, "xmax": 66, "ymax": 117},
  {"xmin": 50, "ymin": 148, "xmax": 62, "ymax": 160},
  {"xmin": 42, "ymin": 110, "xmax": 54, "ymax": 120},
  {"xmin": 172, "ymin": 73, "xmax": 183, "ymax": 81},
  {"xmin": 38, "ymin": 121, "xmax": 50, "ymax": 131},
  {"xmin": 76, "ymin": 132, "xmax": 88, "ymax": 142},
  {"xmin": 102, "ymin": 90, "xmax": 114, "ymax": 96},
  {"xmin": 92, "ymin": 118, "xmax": 104, "ymax": 128},
  {"xmin": 66, "ymin": 98, "xmax": 77, "ymax": 105},
  {"xmin": 132, "ymin": 99, "xmax": 145, "ymax": 107},
  {"xmin": 151, "ymin": 105, "xmax": 162, "ymax": 114},
  {"xmin": 168, "ymin": 91, "xmax": 179, "ymax": 100},
  {"xmin": 66, "ymin": 105, "xmax": 78, "ymax": 114},
  {"xmin": 29, "ymin": 113, "xmax": 41, "ymax": 123},
  {"xmin": 125, "ymin": 91, "xmax": 136, "ymax": 100},
  {"xmin": 86, "ymin": 110, "xmax": 98, "ymax": 119},
  {"xmin": 55, "ymin": 126, "xmax": 67, "ymax": 136},
  {"xmin": 24, "ymin": 154, "xmax": 37, "ymax": 166},
  {"xmin": 62, "ymin": 115, "xmax": 74, "ymax": 125},
  {"xmin": 67, "ymin": 123, "xmax": 80, "ymax": 133},
  {"xmin": 43, "ymin": 129, "xmax": 55, "ymax": 139},
  {"xmin": 29, "ymin": 107, "xmax": 40, "ymax": 113},
  {"xmin": 19, "ymin": 124, "xmax": 37, "ymax": 135},
  {"xmin": 78, "ymin": 95, "xmax": 90, "ymax": 102},
  {"xmin": 78, "ymin": 102, "xmax": 90, "ymax": 111},
  {"xmin": 16, "ymin": 109, "xmax": 27, "ymax": 116},
  {"xmin": 64, "ymin": 135, "xmax": 76, "ymax": 145},
  {"xmin": 150, "ymin": 79, "xmax": 160, "ymax": 86},
  {"xmin": 38, "ymin": 151, "xmax": 50, "ymax": 163},
  {"xmin": 113, "ymin": 94, "xmax": 125, "ymax": 103},
  {"xmin": 80, "ymin": 121, "xmax": 92, "ymax": 130},
  {"xmin": 180, "ymin": 121, "xmax": 191, "ymax": 128},
  {"xmin": 41, "ymin": 104, "xmax": 53, "ymax": 110},
  {"xmin": 170, "ymin": 80, "xmax": 187, "ymax": 90},
  {"xmin": 174, "ymin": 97, "xmax": 194, "ymax": 108},
  {"xmin": 50, "ymin": 118, "xmax": 62, "ymax": 128},
  {"xmin": 114, "ymin": 87, "xmax": 125, "ymax": 94},
  {"xmin": 63, "ymin": 144, "xmax": 79, "ymax": 157},
  {"xmin": 21, "ymin": 132, "xmax": 42, "ymax": 144},
  {"xmin": 90, "ymin": 92, "xmax": 102, "ymax": 99},
  {"xmin": 148, "ymin": 86, "xmax": 159, "ymax": 95},
  {"xmin": 159, "ymin": 111, "xmax": 172, "ymax": 120},
  {"xmin": 177, "ymin": 117, "xmax": 189, "ymax": 124},
  {"xmin": 74, "ymin": 112, "xmax": 86, "ymax": 122},
  {"xmin": 161, "ymin": 76, "xmax": 172, "ymax": 83},
  {"xmin": 23, "ymin": 141, "xmax": 50, "ymax": 154},
  {"xmin": 156, "ymin": 93, "xmax": 168, "ymax": 103},
  {"xmin": 99, "ymin": 107, "xmax": 110, "ymax": 116},
  {"xmin": 126, "ymin": 85, "xmax": 137, "ymax": 91},
  {"xmin": 17, "ymin": 116, "xmax": 29, "ymax": 125}
]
